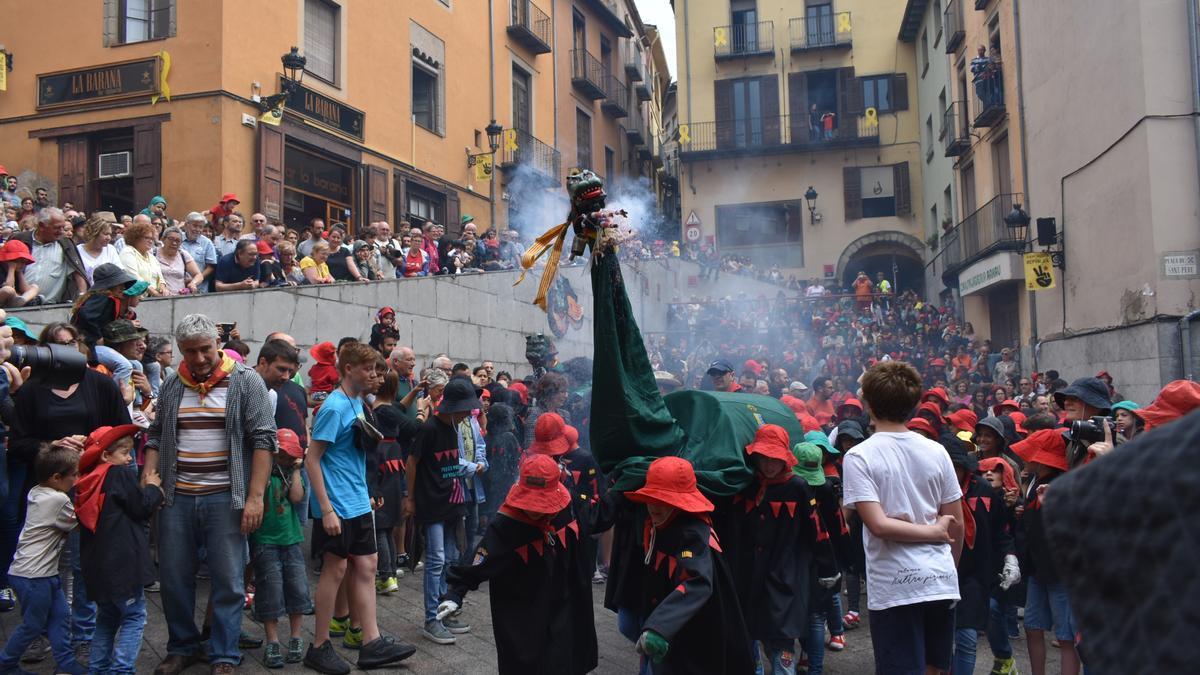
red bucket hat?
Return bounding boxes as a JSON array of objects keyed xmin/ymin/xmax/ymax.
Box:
[
  {"xmin": 923, "ymin": 387, "xmax": 951, "ymax": 408},
  {"xmin": 564, "ymin": 424, "xmax": 580, "ymax": 451},
  {"xmin": 81, "ymin": 424, "xmax": 141, "ymax": 474},
  {"xmin": 1134, "ymin": 380, "xmax": 1200, "ymax": 431},
  {"xmin": 505, "ymin": 454, "xmax": 571, "ymax": 514},
  {"xmin": 627, "ymin": 456, "xmax": 714, "ymax": 514},
  {"xmin": 220, "ymin": 192, "xmax": 240, "ymax": 204},
  {"xmin": 780, "ymin": 395, "xmax": 808, "ymax": 415},
  {"xmin": 797, "ymin": 413, "xmax": 821, "ymax": 433},
  {"xmin": 277, "ymin": 428, "xmax": 304, "ymax": 459},
  {"xmin": 0, "ymin": 240, "xmax": 35, "ymax": 265},
  {"xmin": 947, "ymin": 409, "xmax": 979, "ymax": 433},
  {"xmin": 1011, "ymin": 429, "xmax": 1069, "ymax": 472},
  {"xmin": 1008, "ymin": 411, "xmax": 1028, "ymax": 435},
  {"xmin": 508, "ymin": 381, "xmax": 529, "ymax": 405},
  {"xmin": 917, "ymin": 401, "xmax": 945, "ymax": 424},
  {"xmin": 995, "ymin": 399, "xmax": 1021, "ymax": 415},
  {"xmin": 255, "ymin": 240, "xmax": 274, "ymax": 256},
  {"xmin": 309, "ymin": 341, "xmax": 336, "ymax": 365},
  {"xmin": 744, "ymin": 424, "xmax": 798, "ymax": 469},
  {"xmin": 906, "ymin": 417, "xmax": 939, "ymax": 439},
  {"xmin": 837, "ymin": 398, "xmax": 863, "ymax": 416},
  {"xmin": 978, "ymin": 457, "xmax": 1018, "ymax": 491},
  {"xmin": 742, "ymin": 359, "xmax": 763, "ymax": 376},
  {"xmin": 528, "ymin": 412, "xmax": 570, "ymax": 457}
]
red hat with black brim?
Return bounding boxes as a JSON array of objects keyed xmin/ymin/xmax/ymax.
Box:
[
  {"xmin": 505, "ymin": 454, "xmax": 571, "ymax": 514},
  {"xmin": 528, "ymin": 412, "xmax": 570, "ymax": 456},
  {"xmin": 906, "ymin": 417, "xmax": 939, "ymax": 439},
  {"xmin": 744, "ymin": 424, "xmax": 799, "ymax": 469},
  {"xmin": 626, "ymin": 456, "xmax": 714, "ymax": 514},
  {"xmin": 1011, "ymin": 428, "xmax": 1069, "ymax": 472},
  {"xmin": 277, "ymin": 428, "xmax": 304, "ymax": 459}
]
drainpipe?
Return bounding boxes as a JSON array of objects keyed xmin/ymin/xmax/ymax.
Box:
[
  {"xmin": 488, "ymin": 0, "xmax": 497, "ymax": 228},
  {"xmin": 1012, "ymin": 0, "xmax": 1037, "ymax": 371},
  {"xmin": 551, "ymin": 0, "xmax": 559, "ymax": 149},
  {"xmin": 1183, "ymin": 310, "xmax": 1200, "ymax": 380}
]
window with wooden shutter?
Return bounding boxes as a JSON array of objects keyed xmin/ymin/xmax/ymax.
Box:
[
  {"xmin": 759, "ymin": 75, "xmax": 781, "ymax": 147},
  {"xmin": 837, "ymin": 67, "xmax": 861, "ymax": 139},
  {"xmin": 787, "ymin": 72, "xmax": 808, "ymax": 144},
  {"xmin": 843, "ymin": 166, "xmax": 862, "ymax": 220},
  {"xmin": 714, "ymin": 79, "xmax": 734, "ymax": 150},
  {"xmin": 304, "ymin": 0, "xmax": 339, "ymax": 84},
  {"xmin": 576, "ymin": 110, "xmax": 592, "ymax": 169},
  {"xmin": 368, "ymin": 165, "xmax": 388, "ymax": 223},
  {"xmin": 892, "ymin": 73, "xmax": 909, "ymax": 110},
  {"xmin": 894, "ymin": 162, "xmax": 912, "ymax": 215}
]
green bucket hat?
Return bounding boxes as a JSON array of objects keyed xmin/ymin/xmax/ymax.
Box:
[
  {"xmin": 804, "ymin": 429, "xmax": 838, "ymax": 455},
  {"xmin": 4, "ymin": 317, "xmax": 37, "ymax": 342},
  {"xmin": 460, "ymin": 214, "xmax": 474, "ymax": 225},
  {"xmin": 792, "ymin": 442, "xmax": 826, "ymax": 486},
  {"xmin": 1111, "ymin": 400, "xmax": 1140, "ymax": 412},
  {"xmin": 123, "ymin": 280, "xmax": 150, "ymax": 297}
]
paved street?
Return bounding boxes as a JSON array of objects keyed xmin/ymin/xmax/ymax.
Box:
[{"xmin": 0, "ymin": 562, "xmax": 1059, "ymax": 674}]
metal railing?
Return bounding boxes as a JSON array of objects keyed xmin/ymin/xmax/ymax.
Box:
[
  {"xmin": 679, "ymin": 113, "xmax": 880, "ymax": 154},
  {"xmin": 570, "ymin": 49, "xmax": 608, "ymax": 100},
  {"xmin": 945, "ymin": 192, "xmax": 1027, "ymax": 270},
  {"xmin": 602, "ymin": 75, "xmax": 629, "ymax": 117},
  {"xmin": 714, "ymin": 21, "xmax": 774, "ymax": 59},
  {"xmin": 500, "ymin": 128, "xmax": 562, "ymax": 182},
  {"xmin": 627, "ymin": 103, "xmax": 646, "ymax": 145},
  {"xmin": 625, "ymin": 47, "xmax": 645, "ymax": 82},
  {"xmin": 507, "ymin": 0, "xmax": 552, "ymax": 54},
  {"xmin": 788, "ymin": 12, "xmax": 852, "ymax": 51},
  {"xmin": 945, "ymin": 0, "xmax": 965, "ymax": 53},
  {"xmin": 942, "ymin": 100, "xmax": 971, "ymax": 156},
  {"xmin": 970, "ymin": 64, "xmax": 1005, "ymax": 127}
]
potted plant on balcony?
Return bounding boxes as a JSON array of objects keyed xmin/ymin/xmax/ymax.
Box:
[
  {"xmin": 926, "ymin": 232, "xmax": 940, "ymax": 251},
  {"xmin": 941, "ymin": 216, "xmax": 954, "ymax": 232}
]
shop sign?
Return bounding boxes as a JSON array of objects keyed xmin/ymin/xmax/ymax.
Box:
[
  {"xmin": 958, "ymin": 252, "xmax": 1023, "ymax": 296},
  {"xmin": 1162, "ymin": 250, "xmax": 1200, "ymax": 279},
  {"xmin": 284, "ymin": 146, "xmax": 353, "ymax": 204},
  {"xmin": 1023, "ymin": 252, "xmax": 1056, "ymax": 291},
  {"xmin": 284, "ymin": 79, "xmax": 365, "ymax": 140},
  {"xmin": 37, "ymin": 58, "xmax": 160, "ymax": 109}
]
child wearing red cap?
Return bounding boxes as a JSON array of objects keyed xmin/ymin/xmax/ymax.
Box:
[
  {"xmin": 733, "ymin": 426, "xmax": 837, "ymax": 675},
  {"xmin": 625, "ymin": 456, "xmax": 754, "ymax": 674},
  {"xmin": 249, "ymin": 429, "xmax": 312, "ymax": 667},
  {"xmin": 368, "ymin": 307, "xmax": 399, "ymax": 356},
  {"xmin": 76, "ymin": 425, "xmax": 163, "ymax": 674},
  {"xmin": 306, "ymin": 341, "xmax": 339, "ymax": 406},
  {"xmin": 438, "ymin": 454, "xmax": 599, "ymax": 674}
]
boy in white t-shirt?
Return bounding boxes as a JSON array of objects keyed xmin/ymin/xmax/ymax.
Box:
[{"xmin": 842, "ymin": 361, "xmax": 964, "ymax": 675}]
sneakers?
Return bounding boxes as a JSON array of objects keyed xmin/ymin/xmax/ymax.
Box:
[
  {"xmin": 396, "ymin": 553, "xmax": 411, "ymax": 569},
  {"xmin": 303, "ymin": 641, "xmax": 350, "ymax": 675},
  {"xmin": 827, "ymin": 634, "xmax": 846, "ymax": 651},
  {"xmin": 328, "ymin": 615, "xmax": 350, "ymax": 638},
  {"xmin": 244, "ymin": 584, "xmax": 255, "ymax": 610},
  {"xmin": 591, "ymin": 567, "xmax": 608, "ymax": 584},
  {"xmin": 442, "ymin": 614, "xmax": 471, "ymax": 634},
  {"xmin": 0, "ymin": 587, "xmax": 14, "ymax": 612},
  {"xmin": 991, "ymin": 656, "xmax": 1019, "ymax": 675},
  {"xmin": 357, "ymin": 636, "xmax": 417, "ymax": 669},
  {"xmin": 263, "ymin": 642, "xmax": 284, "ymax": 669},
  {"xmin": 285, "ymin": 637, "xmax": 304, "ymax": 663},
  {"xmin": 342, "ymin": 627, "xmax": 363, "ymax": 650},
  {"xmin": 20, "ymin": 636, "xmax": 51, "ymax": 663},
  {"xmin": 376, "ymin": 576, "xmax": 399, "ymax": 594},
  {"xmin": 842, "ymin": 610, "xmax": 861, "ymax": 629},
  {"xmin": 422, "ymin": 620, "xmax": 456, "ymax": 645}
]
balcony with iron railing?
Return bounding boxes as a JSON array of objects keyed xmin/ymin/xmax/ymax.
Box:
[
  {"xmin": 789, "ymin": 12, "xmax": 852, "ymax": 52},
  {"xmin": 634, "ymin": 76, "xmax": 652, "ymax": 102},
  {"xmin": 601, "ymin": 75, "xmax": 629, "ymax": 118},
  {"xmin": 498, "ymin": 129, "xmax": 562, "ymax": 186},
  {"xmin": 942, "ymin": 100, "xmax": 971, "ymax": 156},
  {"xmin": 507, "ymin": 0, "xmax": 552, "ymax": 55},
  {"xmin": 624, "ymin": 48, "xmax": 645, "ymax": 82},
  {"xmin": 945, "ymin": 0, "xmax": 966, "ymax": 53},
  {"xmin": 970, "ymin": 65, "xmax": 1005, "ymax": 128},
  {"xmin": 570, "ymin": 49, "xmax": 608, "ymax": 100},
  {"xmin": 941, "ymin": 192, "xmax": 1028, "ymax": 277},
  {"xmin": 714, "ymin": 21, "xmax": 774, "ymax": 61},
  {"xmin": 581, "ymin": 0, "xmax": 631, "ymax": 36},
  {"xmin": 678, "ymin": 112, "xmax": 879, "ymax": 160},
  {"xmin": 627, "ymin": 104, "xmax": 646, "ymax": 145},
  {"xmin": 974, "ymin": 0, "xmax": 994, "ymax": 9}
]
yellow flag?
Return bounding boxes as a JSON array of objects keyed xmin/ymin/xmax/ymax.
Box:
[
  {"xmin": 1024, "ymin": 252, "xmax": 1056, "ymax": 291},
  {"xmin": 151, "ymin": 51, "xmax": 171, "ymax": 105},
  {"xmin": 474, "ymin": 153, "xmax": 494, "ymax": 182},
  {"xmin": 259, "ymin": 103, "xmax": 284, "ymax": 126},
  {"xmin": 0, "ymin": 59, "xmax": 6, "ymax": 92}
]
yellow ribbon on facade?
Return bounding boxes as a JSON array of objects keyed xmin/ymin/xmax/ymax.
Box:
[
  {"xmin": 504, "ymin": 129, "xmax": 519, "ymax": 152},
  {"xmin": 864, "ymin": 107, "xmax": 878, "ymax": 128},
  {"xmin": 714, "ymin": 27, "xmax": 728, "ymax": 47},
  {"xmin": 836, "ymin": 13, "xmax": 852, "ymax": 34},
  {"xmin": 513, "ymin": 221, "xmax": 570, "ymax": 311},
  {"xmin": 151, "ymin": 51, "xmax": 171, "ymax": 105},
  {"xmin": 678, "ymin": 124, "xmax": 691, "ymax": 144}
]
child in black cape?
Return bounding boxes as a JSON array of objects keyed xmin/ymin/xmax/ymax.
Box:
[
  {"xmin": 624, "ymin": 456, "xmax": 754, "ymax": 674},
  {"xmin": 793, "ymin": 440, "xmax": 847, "ymax": 675},
  {"xmin": 440, "ymin": 454, "xmax": 599, "ymax": 674}
]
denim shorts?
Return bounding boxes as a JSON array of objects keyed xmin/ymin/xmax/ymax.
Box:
[
  {"xmin": 1024, "ymin": 575, "xmax": 1074, "ymax": 641},
  {"xmin": 250, "ymin": 542, "xmax": 312, "ymax": 621}
]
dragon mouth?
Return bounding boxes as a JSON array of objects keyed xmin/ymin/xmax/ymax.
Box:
[{"xmin": 578, "ymin": 187, "xmax": 604, "ymax": 201}]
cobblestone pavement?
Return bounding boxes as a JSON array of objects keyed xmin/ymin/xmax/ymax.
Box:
[{"xmin": 0, "ymin": 567, "xmax": 1057, "ymax": 674}]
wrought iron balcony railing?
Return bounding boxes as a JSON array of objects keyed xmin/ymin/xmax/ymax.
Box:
[
  {"xmin": 714, "ymin": 21, "xmax": 774, "ymax": 60},
  {"xmin": 789, "ymin": 12, "xmax": 852, "ymax": 52},
  {"xmin": 507, "ymin": 1, "xmax": 552, "ymax": 55}
]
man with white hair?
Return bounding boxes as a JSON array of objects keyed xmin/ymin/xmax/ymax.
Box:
[
  {"xmin": 12, "ymin": 207, "xmax": 86, "ymax": 302},
  {"xmin": 180, "ymin": 212, "xmax": 218, "ymax": 292}
]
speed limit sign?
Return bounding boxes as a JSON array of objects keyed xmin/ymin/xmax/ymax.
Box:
[{"xmin": 685, "ymin": 224, "xmax": 701, "ymax": 242}]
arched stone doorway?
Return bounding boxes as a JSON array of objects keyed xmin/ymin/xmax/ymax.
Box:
[{"xmin": 836, "ymin": 231, "xmax": 926, "ymax": 295}]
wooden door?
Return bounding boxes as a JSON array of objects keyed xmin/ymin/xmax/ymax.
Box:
[
  {"xmin": 57, "ymin": 136, "xmax": 89, "ymax": 209},
  {"xmin": 258, "ymin": 124, "xmax": 285, "ymax": 221}
]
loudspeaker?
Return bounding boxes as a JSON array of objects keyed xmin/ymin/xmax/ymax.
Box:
[{"xmin": 1036, "ymin": 217, "xmax": 1057, "ymax": 246}]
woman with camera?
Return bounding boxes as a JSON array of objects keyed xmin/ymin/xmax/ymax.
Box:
[{"xmin": 1054, "ymin": 376, "xmax": 1116, "ymax": 468}]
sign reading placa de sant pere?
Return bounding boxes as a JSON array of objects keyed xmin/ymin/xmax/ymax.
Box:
[
  {"xmin": 38, "ymin": 58, "xmax": 159, "ymax": 109},
  {"xmin": 284, "ymin": 78, "xmax": 365, "ymax": 140}
]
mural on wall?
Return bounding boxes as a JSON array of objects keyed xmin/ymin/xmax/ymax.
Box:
[{"xmin": 546, "ymin": 275, "xmax": 584, "ymax": 338}]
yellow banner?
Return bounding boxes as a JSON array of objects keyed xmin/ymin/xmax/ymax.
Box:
[
  {"xmin": 474, "ymin": 153, "xmax": 494, "ymax": 182},
  {"xmin": 151, "ymin": 50, "xmax": 171, "ymax": 105},
  {"xmin": 259, "ymin": 103, "xmax": 284, "ymax": 126},
  {"xmin": 0, "ymin": 56, "xmax": 6, "ymax": 92},
  {"xmin": 1024, "ymin": 252, "xmax": 1056, "ymax": 291}
]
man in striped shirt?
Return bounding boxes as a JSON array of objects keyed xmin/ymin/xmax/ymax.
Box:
[{"xmin": 144, "ymin": 314, "xmax": 277, "ymax": 675}]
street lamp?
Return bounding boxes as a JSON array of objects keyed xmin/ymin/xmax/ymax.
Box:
[
  {"xmin": 1004, "ymin": 203, "xmax": 1031, "ymax": 241},
  {"xmin": 804, "ymin": 186, "xmax": 819, "ymax": 224},
  {"xmin": 486, "ymin": 120, "xmax": 504, "ymax": 154},
  {"xmin": 258, "ymin": 47, "xmax": 307, "ymax": 112}
]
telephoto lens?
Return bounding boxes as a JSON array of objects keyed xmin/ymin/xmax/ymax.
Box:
[{"xmin": 7, "ymin": 344, "xmax": 88, "ymax": 389}]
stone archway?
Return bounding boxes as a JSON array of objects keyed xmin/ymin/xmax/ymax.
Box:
[{"xmin": 836, "ymin": 230, "xmax": 926, "ymax": 292}]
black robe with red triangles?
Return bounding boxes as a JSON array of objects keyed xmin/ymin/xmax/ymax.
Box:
[
  {"xmin": 956, "ymin": 474, "xmax": 1012, "ymax": 630},
  {"xmin": 445, "ymin": 506, "xmax": 596, "ymax": 675},
  {"xmin": 732, "ymin": 476, "xmax": 838, "ymax": 640},
  {"xmin": 637, "ymin": 513, "xmax": 754, "ymax": 675}
]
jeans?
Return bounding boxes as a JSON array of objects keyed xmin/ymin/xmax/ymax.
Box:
[
  {"xmin": 376, "ymin": 529, "xmax": 396, "ymax": 578},
  {"xmin": 824, "ymin": 591, "xmax": 844, "ymax": 637},
  {"xmin": 95, "ymin": 346, "xmax": 133, "ymax": 385},
  {"xmin": 90, "ymin": 591, "xmax": 147, "ymax": 674},
  {"xmin": 143, "ymin": 360, "xmax": 162, "ymax": 398},
  {"xmin": 0, "ymin": 575, "xmax": 81, "ymax": 672},
  {"xmin": 986, "ymin": 597, "xmax": 1014, "ymax": 659},
  {"xmin": 249, "ymin": 542, "xmax": 311, "ymax": 622},
  {"xmin": 803, "ymin": 611, "xmax": 827, "ymax": 675},
  {"xmin": 1025, "ymin": 575, "xmax": 1075, "ymax": 641},
  {"xmin": 421, "ymin": 520, "xmax": 459, "ymax": 623},
  {"xmin": 763, "ymin": 638, "xmax": 798, "ymax": 675},
  {"xmin": 459, "ymin": 502, "xmax": 480, "ymax": 562},
  {"xmin": 158, "ymin": 492, "xmax": 246, "ymax": 665},
  {"xmin": 68, "ymin": 529, "xmax": 96, "ymax": 645},
  {"xmin": 0, "ymin": 461, "xmax": 27, "ymax": 588},
  {"xmin": 953, "ymin": 627, "xmax": 978, "ymax": 675},
  {"xmin": 617, "ymin": 608, "xmax": 652, "ymax": 675}
]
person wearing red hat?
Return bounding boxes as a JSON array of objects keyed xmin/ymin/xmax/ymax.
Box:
[
  {"xmin": 248, "ymin": 428, "xmax": 311, "ymax": 667},
  {"xmin": 205, "ymin": 193, "xmax": 240, "ymax": 230},
  {"xmin": 76, "ymin": 425, "xmax": 162, "ymax": 675},
  {"xmin": 306, "ymin": 341, "xmax": 339, "ymax": 408},
  {"xmin": 1009, "ymin": 429, "xmax": 1079, "ymax": 675},
  {"xmin": 559, "ymin": 423, "xmax": 608, "ymax": 584},
  {"xmin": 0, "ymin": 238, "xmax": 43, "ymax": 308},
  {"xmin": 733, "ymin": 425, "xmax": 837, "ymax": 675},
  {"xmin": 624, "ymin": 456, "xmax": 754, "ymax": 674},
  {"xmin": 368, "ymin": 308, "xmax": 400, "ymax": 359},
  {"xmin": 835, "ymin": 397, "xmax": 863, "ymax": 424},
  {"xmin": 906, "ymin": 416, "xmax": 940, "ymax": 440},
  {"xmin": 947, "ymin": 409, "xmax": 979, "ymax": 434},
  {"xmin": 915, "ymin": 401, "xmax": 946, "ymax": 433},
  {"xmin": 922, "ymin": 387, "xmax": 951, "ymax": 413},
  {"xmin": 438, "ymin": 454, "xmax": 601, "ymax": 674}
]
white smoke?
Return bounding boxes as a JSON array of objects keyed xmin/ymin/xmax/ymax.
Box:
[{"xmin": 503, "ymin": 163, "xmax": 570, "ymax": 237}]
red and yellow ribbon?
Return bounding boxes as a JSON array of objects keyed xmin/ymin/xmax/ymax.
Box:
[{"xmin": 513, "ymin": 222, "xmax": 569, "ymax": 311}]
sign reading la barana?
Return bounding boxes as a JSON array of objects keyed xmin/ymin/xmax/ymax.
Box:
[{"xmin": 38, "ymin": 57, "xmax": 160, "ymax": 109}]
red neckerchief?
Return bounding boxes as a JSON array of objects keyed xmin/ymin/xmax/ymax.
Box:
[
  {"xmin": 75, "ymin": 464, "xmax": 114, "ymax": 532},
  {"xmin": 753, "ymin": 470, "xmax": 792, "ymax": 506},
  {"xmin": 960, "ymin": 475, "xmax": 977, "ymax": 549},
  {"xmin": 177, "ymin": 352, "xmax": 235, "ymax": 404}
]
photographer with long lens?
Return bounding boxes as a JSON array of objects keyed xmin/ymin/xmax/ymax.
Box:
[{"xmin": 1053, "ymin": 376, "xmax": 1117, "ymax": 469}]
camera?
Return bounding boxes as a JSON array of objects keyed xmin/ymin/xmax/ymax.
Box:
[
  {"xmin": 217, "ymin": 322, "xmax": 236, "ymax": 342},
  {"xmin": 1068, "ymin": 416, "xmax": 1114, "ymax": 443},
  {"xmin": 7, "ymin": 344, "xmax": 88, "ymax": 390}
]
